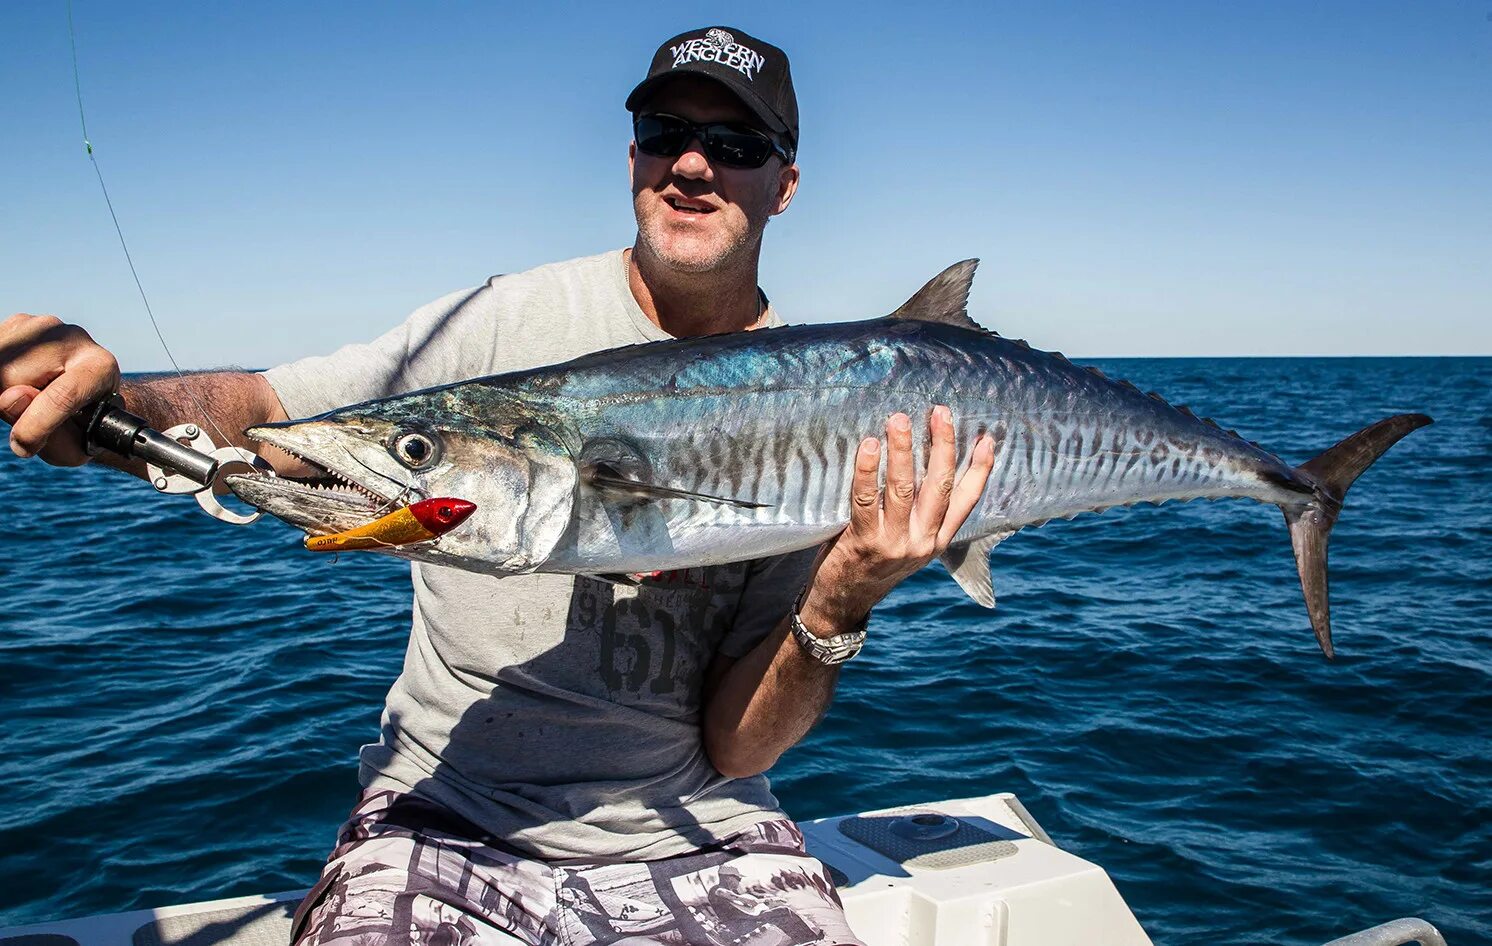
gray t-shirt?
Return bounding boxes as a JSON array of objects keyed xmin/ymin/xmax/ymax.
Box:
[{"xmin": 262, "ymin": 250, "xmax": 817, "ymax": 860}]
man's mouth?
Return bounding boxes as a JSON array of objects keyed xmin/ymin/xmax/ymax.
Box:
[{"xmin": 665, "ymin": 196, "xmax": 716, "ymax": 215}]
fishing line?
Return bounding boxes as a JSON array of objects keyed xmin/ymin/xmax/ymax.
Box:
[{"xmin": 65, "ymin": 0, "xmax": 239, "ymax": 459}]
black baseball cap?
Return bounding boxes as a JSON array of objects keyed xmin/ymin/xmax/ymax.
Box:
[{"xmin": 625, "ymin": 26, "xmax": 799, "ymax": 159}]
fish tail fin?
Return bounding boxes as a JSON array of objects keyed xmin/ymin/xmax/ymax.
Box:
[{"xmin": 1283, "ymin": 413, "xmax": 1432, "ymax": 659}]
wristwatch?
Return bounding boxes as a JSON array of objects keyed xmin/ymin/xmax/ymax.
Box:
[{"xmin": 789, "ymin": 587, "xmax": 868, "ymax": 665}]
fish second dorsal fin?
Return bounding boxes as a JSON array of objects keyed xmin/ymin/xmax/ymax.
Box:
[{"xmin": 889, "ymin": 259, "xmax": 982, "ymax": 331}]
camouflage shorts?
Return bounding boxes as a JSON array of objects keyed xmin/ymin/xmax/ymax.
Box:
[{"xmin": 291, "ymin": 790, "xmax": 865, "ymax": 946}]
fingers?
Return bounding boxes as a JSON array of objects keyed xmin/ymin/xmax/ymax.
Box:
[
  {"xmin": 4, "ymin": 384, "xmax": 90, "ymax": 467},
  {"xmin": 0, "ymin": 385, "xmax": 36, "ymax": 423},
  {"xmin": 914, "ymin": 405, "xmax": 957, "ymax": 528},
  {"xmin": 882, "ymin": 412, "xmax": 916, "ymax": 535},
  {"xmin": 10, "ymin": 350, "xmax": 115, "ymax": 459},
  {"xmin": 1, "ymin": 315, "xmax": 119, "ymax": 462},
  {"xmin": 844, "ymin": 407, "xmax": 995, "ymax": 554},
  {"xmin": 938, "ymin": 432, "xmax": 997, "ymax": 548},
  {"xmin": 0, "ymin": 312, "xmax": 64, "ymax": 364},
  {"xmin": 846, "ymin": 436, "xmax": 882, "ymax": 536}
]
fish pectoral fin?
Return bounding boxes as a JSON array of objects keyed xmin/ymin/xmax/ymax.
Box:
[
  {"xmin": 939, "ymin": 531, "xmax": 1012, "ymax": 608},
  {"xmin": 585, "ymin": 468, "xmax": 769, "ymax": 510}
]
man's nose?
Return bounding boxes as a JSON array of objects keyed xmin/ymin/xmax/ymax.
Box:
[{"xmin": 671, "ymin": 136, "xmax": 714, "ymax": 180}]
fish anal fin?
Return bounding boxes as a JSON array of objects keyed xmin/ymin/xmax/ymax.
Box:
[
  {"xmin": 890, "ymin": 259, "xmax": 983, "ymax": 331},
  {"xmin": 938, "ymin": 531, "xmax": 1012, "ymax": 608}
]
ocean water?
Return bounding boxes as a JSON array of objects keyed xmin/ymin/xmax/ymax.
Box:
[{"xmin": 0, "ymin": 356, "xmax": 1486, "ymax": 944}]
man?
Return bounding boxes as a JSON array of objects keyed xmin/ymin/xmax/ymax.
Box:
[
  {"xmin": 705, "ymin": 864, "xmax": 821, "ymax": 943},
  {"xmin": 1, "ymin": 26, "xmax": 994, "ymax": 946}
]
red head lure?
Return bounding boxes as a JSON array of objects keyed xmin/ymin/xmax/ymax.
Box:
[{"xmin": 305, "ymin": 498, "xmax": 476, "ymax": 553}]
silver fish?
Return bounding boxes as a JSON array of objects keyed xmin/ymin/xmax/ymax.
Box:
[{"xmin": 227, "ymin": 261, "xmax": 1431, "ymax": 657}]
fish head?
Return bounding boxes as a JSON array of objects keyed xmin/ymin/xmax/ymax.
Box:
[{"xmin": 227, "ymin": 386, "xmax": 578, "ymax": 573}]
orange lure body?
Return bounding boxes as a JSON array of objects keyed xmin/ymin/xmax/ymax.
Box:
[{"xmin": 305, "ymin": 498, "xmax": 476, "ymax": 553}]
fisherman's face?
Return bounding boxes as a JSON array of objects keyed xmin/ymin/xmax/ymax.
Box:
[
  {"xmin": 629, "ymin": 77, "xmax": 798, "ymax": 274},
  {"xmin": 717, "ymin": 869, "xmax": 743, "ymax": 891}
]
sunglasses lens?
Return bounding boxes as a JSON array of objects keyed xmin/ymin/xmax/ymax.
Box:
[
  {"xmin": 702, "ymin": 127, "xmax": 774, "ymax": 168},
  {"xmin": 634, "ymin": 115, "xmax": 691, "ymax": 157},
  {"xmin": 634, "ymin": 114, "xmax": 778, "ymax": 169}
]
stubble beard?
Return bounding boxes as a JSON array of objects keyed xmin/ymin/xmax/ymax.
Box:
[{"xmin": 633, "ymin": 194, "xmax": 766, "ymax": 276}]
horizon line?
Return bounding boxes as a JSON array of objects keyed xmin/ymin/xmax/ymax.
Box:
[{"xmin": 117, "ymin": 352, "xmax": 1491, "ymax": 375}]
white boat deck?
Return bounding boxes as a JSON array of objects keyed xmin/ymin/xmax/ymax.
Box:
[{"xmin": 0, "ymin": 792, "xmax": 1446, "ymax": 946}]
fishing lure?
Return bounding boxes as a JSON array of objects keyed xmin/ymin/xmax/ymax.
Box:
[{"xmin": 305, "ymin": 498, "xmax": 476, "ymax": 552}]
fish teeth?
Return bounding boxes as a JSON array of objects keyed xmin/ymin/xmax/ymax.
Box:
[{"xmin": 273, "ymin": 443, "xmax": 383, "ymax": 500}]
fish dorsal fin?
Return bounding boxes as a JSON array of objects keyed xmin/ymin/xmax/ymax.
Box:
[
  {"xmin": 938, "ymin": 530, "xmax": 1013, "ymax": 608},
  {"xmin": 889, "ymin": 259, "xmax": 982, "ymax": 331}
]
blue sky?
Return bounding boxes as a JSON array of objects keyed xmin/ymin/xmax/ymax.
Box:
[{"xmin": 3, "ymin": 1, "xmax": 1488, "ymax": 369}]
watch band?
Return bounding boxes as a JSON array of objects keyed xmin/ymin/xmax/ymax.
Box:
[{"xmin": 789, "ymin": 588, "xmax": 867, "ymax": 665}]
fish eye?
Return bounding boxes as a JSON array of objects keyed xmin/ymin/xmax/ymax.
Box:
[{"xmin": 391, "ymin": 431, "xmax": 440, "ymax": 470}]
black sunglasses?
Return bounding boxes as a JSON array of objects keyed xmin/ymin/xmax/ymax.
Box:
[{"xmin": 633, "ymin": 113, "xmax": 793, "ymax": 169}]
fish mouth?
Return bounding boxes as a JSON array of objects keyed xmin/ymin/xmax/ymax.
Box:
[{"xmin": 226, "ymin": 420, "xmax": 414, "ymax": 535}]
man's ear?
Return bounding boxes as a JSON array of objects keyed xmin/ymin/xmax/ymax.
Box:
[
  {"xmin": 772, "ymin": 162, "xmax": 800, "ymax": 216},
  {"xmin": 628, "ymin": 139, "xmax": 637, "ymax": 186}
]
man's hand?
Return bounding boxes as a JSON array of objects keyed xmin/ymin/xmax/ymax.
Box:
[
  {"xmin": 0, "ymin": 313, "xmax": 121, "ymax": 465},
  {"xmin": 701, "ymin": 406, "xmax": 995, "ymax": 779},
  {"xmin": 799, "ymin": 405, "xmax": 996, "ymax": 633},
  {"xmin": 1, "ymin": 312, "xmax": 299, "ymax": 479}
]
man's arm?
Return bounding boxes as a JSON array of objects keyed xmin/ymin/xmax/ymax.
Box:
[
  {"xmin": 702, "ymin": 405, "xmax": 996, "ymax": 778},
  {"xmin": 701, "ymin": 611, "xmax": 838, "ymax": 779},
  {"xmin": 115, "ymin": 371, "xmax": 303, "ymax": 476}
]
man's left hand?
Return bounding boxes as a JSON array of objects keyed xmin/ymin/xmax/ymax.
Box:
[{"xmin": 799, "ymin": 405, "xmax": 996, "ymax": 634}]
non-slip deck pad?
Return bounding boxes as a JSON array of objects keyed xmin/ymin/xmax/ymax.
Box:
[
  {"xmin": 132, "ymin": 901, "xmax": 295, "ymax": 946},
  {"xmin": 837, "ymin": 810, "xmax": 1020, "ymax": 870}
]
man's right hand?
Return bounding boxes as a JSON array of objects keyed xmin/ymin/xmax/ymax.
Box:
[{"xmin": 0, "ymin": 313, "xmax": 122, "ymax": 466}]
